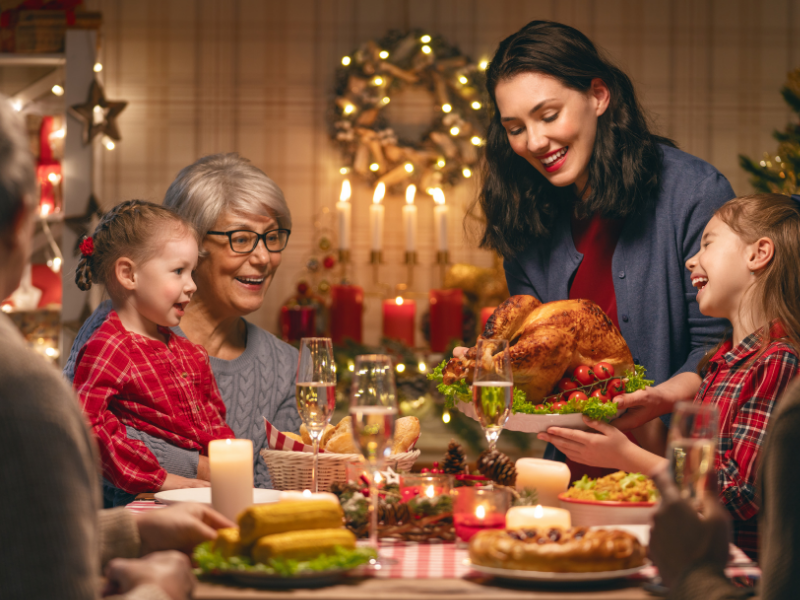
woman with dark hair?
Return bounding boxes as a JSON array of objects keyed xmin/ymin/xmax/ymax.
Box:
[{"xmin": 467, "ymin": 21, "xmax": 734, "ymax": 475}]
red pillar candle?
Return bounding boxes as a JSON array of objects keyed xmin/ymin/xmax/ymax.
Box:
[
  {"xmin": 429, "ymin": 289, "xmax": 463, "ymax": 352},
  {"xmin": 330, "ymin": 284, "xmax": 363, "ymax": 344},
  {"xmin": 480, "ymin": 306, "xmax": 497, "ymax": 333},
  {"xmin": 382, "ymin": 296, "xmax": 416, "ymax": 347},
  {"xmin": 280, "ymin": 305, "xmax": 316, "ymax": 342}
]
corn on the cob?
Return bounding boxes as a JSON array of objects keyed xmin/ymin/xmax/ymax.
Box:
[
  {"xmin": 212, "ymin": 527, "xmax": 242, "ymax": 558},
  {"xmin": 251, "ymin": 528, "xmax": 355, "ymax": 563},
  {"xmin": 238, "ymin": 500, "xmax": 344, "ymax": 546}
]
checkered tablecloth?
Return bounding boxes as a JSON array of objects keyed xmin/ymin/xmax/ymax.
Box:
[{"xmin": 126, "ymin": 500, "xmax": 760, "ymax": 582}]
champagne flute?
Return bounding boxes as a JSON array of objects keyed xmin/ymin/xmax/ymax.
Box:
[
  {"xmin": 472, "ymin": 338, "xmax": 513, "ymax": 450},
  {"xmin": 296, "ymin": 337, "xmax": 336, "ymax": 493},
  {"xmin": 349, "ymin": 354, "xmax": 397, "ymax": 561},
  {"xmin": 667, "ymin": 402, "xmax": 719, "ymax": 503}
]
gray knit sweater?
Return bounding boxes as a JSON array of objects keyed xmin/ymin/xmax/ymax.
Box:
[
  {"xmin": 0, "ymin": 314, "xmax": 167, "ymax": 600},
  {"xmin": 64, "ymin": 300, "xmax": 301, "ymax": 489}
]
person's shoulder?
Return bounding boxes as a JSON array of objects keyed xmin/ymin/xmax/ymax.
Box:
[
  {"xmin": 244, "ymin": 320, "xmax": 299, "ymax": 359},
  {"xmin": 81, "ymin": 315, "xmax": 130, "ymax": 355},
  {"xmin": 758, "ymin": 339, "xmax": 800, "ymax": 366},
  {"xmin": 659, "ymin": 145, "xmax": 723, "ymax": 179},
  {"xmin": 656, "ymin": 145, "xmax": 735, "ymax": 211}
]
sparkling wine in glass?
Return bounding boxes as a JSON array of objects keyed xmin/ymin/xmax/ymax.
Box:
[
  {"xmin": 349, "ymin": 354, "xmax": 397, "ymax": 563},
  {"xmin": 472, "ymin": 338, "xmax": 513, "ymax": 450},
  {"xmin": 296, "ymin": 337, "xmax": 336, "ymax": 493},
  {"xmin": 667, "ymin": 402, "xmax": 718, "ymax": 503}
]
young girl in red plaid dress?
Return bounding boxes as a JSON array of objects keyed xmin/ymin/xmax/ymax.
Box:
[
  {"xmin": 72, "ymin": 200, "xmax": 235, "ymax": 499},
  {"xmin": 539, "ymin": 193, "xmax": 800, "ymax": 559}
]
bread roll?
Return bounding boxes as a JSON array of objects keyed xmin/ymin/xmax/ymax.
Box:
[
  {"xmin": 320, "ymin": 423, "xmax": 336, "ymax": 448},
  {"xmin": 282, "ymin": 431, "xmax": 304, "ymax": 444},
  {"xmin": 300, "ymin": 424, "xmax": 312, "ymax": 445},
  {"xmin": 391, "ymin": 416, "xmax": 420, "ymax": 454},
  {"xmin": 299, "ymin": 423, "xmax": 335, "ymax": 447}
]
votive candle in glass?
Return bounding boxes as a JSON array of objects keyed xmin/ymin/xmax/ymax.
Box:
[
  {"xmin": 453, "ymin": 486, "xmax": 509, "ymax": 542},
  {"xmin": 209, "ymin": 439, "xmax": 254, "ymax": 521},
  {"xmin": 399, "ymin": 473, "xmax": 451, "ymax": 502}
]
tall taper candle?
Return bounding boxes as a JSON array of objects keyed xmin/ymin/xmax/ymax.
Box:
[
  {"xmin": 432, "ymin": 187, "xmax": 448, "ymax": 252},
  {"xmin": 209, "ymin": 439, "xmax": 254, "ymax": 521},
  {"xmin": 336, "ymin": 179, "xmax": 352, "ymax": 251},
  {"xmin": 402, "ymin": 184, "xmax": 417, "ymax": 252},
  {"xmin": 370, "ymin": 182, "xmax": 385, "ymax": 252}
]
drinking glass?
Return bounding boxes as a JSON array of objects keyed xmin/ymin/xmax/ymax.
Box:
[
  {"xmin": 295, "ymin": 337, "xmax": 336, "ymax": 493},
  {"xmin": 667, "ymin": 402, "xmax": 719, "ymax": 502},
  {"xmin": 472, "ymin": 338, "xmax": 513, "ymax": 450},
  {"xmin": 349, "ymin": 354, "xmax": 398, "ymax": 562}
]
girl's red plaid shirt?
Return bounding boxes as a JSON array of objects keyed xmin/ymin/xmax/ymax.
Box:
[{"xmin": 73, "ymin": 310, "xmax": 235, "ymax": 493}]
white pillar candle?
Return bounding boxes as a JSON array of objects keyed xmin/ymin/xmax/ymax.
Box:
[
  {"xmin": 515, "ymin": 458, "xmax": 571, "ymax": 507},
  {"xmin": 402, "ymin": 184, "xmax": 417, "ymax": 252},
  {"xmin": 506, "ymin": 505, "xmax": 572, "ymax": 530},
  {"xmin": 279, "ymin": 490, "xmax": 340, "ymax": 505},
  {"xmin": 370, "ymin": 182, "xmax": 385, "ymax": 252},
  {"xmin": 432, "ymin": 188, "xmax": 448, "ymax": 252},
  {"xmin": 336, "ymin": 179, "xmax": 352, "ymax": 251},
  {"xmin": 209, "ymin": 439, "xmax": 254, "ymax": 521}
]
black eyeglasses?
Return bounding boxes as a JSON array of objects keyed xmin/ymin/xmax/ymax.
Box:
[{"xmin": 206, "ymin": 229, "xmax": 291, "ymax": 253}]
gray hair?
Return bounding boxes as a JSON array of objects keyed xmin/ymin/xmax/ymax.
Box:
[
  {"xmin": 0, "ymin": 96, "xmax": 36, "ymax": 233},
  {"xmin": 163, "ymin": 153, "xmax": 291, "ymax": 237}
]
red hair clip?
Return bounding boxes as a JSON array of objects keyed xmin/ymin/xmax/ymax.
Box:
[{"xmin": 79, "ymin": 237, "xmax": 94, "ymax": 257}]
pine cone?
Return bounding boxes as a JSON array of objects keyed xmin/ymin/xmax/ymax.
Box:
[
  {"xmin": 443, "ymin": 440, "xmax": 467, "ymax": 475},
  {"xmin": 477, "ymin": 448, "xmax": 517, "ymax": 486},
  {"xmin": 379, "ymin": 500, "xmax": 411, "ymax": 526}
]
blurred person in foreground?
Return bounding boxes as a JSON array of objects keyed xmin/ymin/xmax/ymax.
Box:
[
  {"xmin": 650, "ymin": 377, "xmax": 800, "ymax": 600},
  {"xmin": 0, "ymin": 95, "xmax": 233, "ymax": 599}
]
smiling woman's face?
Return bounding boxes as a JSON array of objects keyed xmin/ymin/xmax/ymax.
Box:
[
  {"xmin": 194, "ymin": 212, "xmax": 283, "ymax": 318},
  {"xmin": 494, "ymin": 72, "xmax": 609, "ymax": 193}
]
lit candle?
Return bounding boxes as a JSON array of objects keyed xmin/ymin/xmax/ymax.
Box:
[
  {"xmin": 382, "ymin": 296, "xmax": 416, "ymax": 347},
  {"xmin": 453, "ymin": 487, "xmax": 509, "ymax": 542},
  {"xmin": 209, "ymin": 439, "xmax": 254, "ymax": 521},
  {"xmin": 432, "ymin": 188, "xmax": 448, "ymax": 252},
  {"xmin": 336, "ymin": 179, "xmax": 352, "ymax": 251},
  {"xmin": 279, "ymin": 490, "xmax": 340, "ymax": 505},
  {"xmin": 506, "ymin": 505, "xmax": 572, "ymax": 530},
  {"xmin": 515, "ymin": 458, "xmax": 572, "ymax": 507},
  {"xmin": 330, "ymin": 284, "xmax": 363, "ymax": 344},
  {"xmin": 370, "ymin": 182, "xmax": 386, "ymax": 251},
  {"xmin": 399, "ymin": 473, "xmax": 450, "ymax": 502},
  {"xmin": 429, "ymin": 288, "xmax": 463, "ymax": 352},
  {"xmin": 402, "ymin": 184, "xmax": 417, "ymax": 252}
]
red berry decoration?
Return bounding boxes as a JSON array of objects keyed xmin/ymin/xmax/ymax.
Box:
[
  {"xmin": 296, "ymin": 281, "xmax": 309, "ymax": 295},
  {"xmin": 593, "ymin": 362, "xmax": 615, "ymax": 379},
  {"xmin": 420, "ymin": 467, "xmax": 430, "ymax": 474},
  {"xmin": 79, "ymin": 236, "xmax": 94, "ymax": 257},
  {"xmin": 574, "ymin": 365, "xmax": 595, "ymax": 386},
  {"xmin": 323, "ymin": 255, "xmax": 336, "ymax": 270}
]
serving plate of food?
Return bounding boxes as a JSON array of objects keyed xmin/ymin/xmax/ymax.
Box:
[
  {"xmin": 467, "ymin": 526, "xmax": 649, "ymax": 582},
  {"xmin": 559, "ymin": 472, "xmax": 659, "ymax": 526}
]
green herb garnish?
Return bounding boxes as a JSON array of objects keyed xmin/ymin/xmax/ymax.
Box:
[{"xmin": 625, "ymin": 364, "xmax": 654, "ymax": 393}]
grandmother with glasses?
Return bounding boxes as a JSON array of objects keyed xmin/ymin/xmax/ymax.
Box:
[{"xmin": 64, "ymin": 154, "xmax": 302, "ymax": 506}]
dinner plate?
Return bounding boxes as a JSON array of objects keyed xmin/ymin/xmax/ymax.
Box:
[
  {"xmin": 224, "ymin": 569, "xmax": 346, "ymax": 588},
  {"xmin": 456, "ymin": 400, "xmax": 621, "ymax": 433},
  {"xmin": 466, "ymin": 560, "xmax": 649, "ymax": 582},
  {"xmin": 154, "ymin": 488, "xmax": 281, "ymax": 506}
]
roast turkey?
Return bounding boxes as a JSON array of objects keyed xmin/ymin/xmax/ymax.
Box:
[{"xmin": 442, "ymin": 295, "xmax": 634, "ymax": 403}]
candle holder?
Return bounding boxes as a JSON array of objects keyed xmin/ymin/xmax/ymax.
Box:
[
  {"xmin": 436, "ymin": 250, "xmax": 449, "ymax": 286},
  {"xmin": 370, "ymin": 250, "xmax": 383, "ymax": 286},
  {"xmin": 338, "ymin": 249, "xmax": 351, "ymax": 283},
  {"xmin": 404, "ymin": 250, "xmax": 417, "ymax": 288},
  {"xmin": 452, "ymin": 486, "xmax": 510, "ymax": 543},
  {"xmin": 399, "ymin": 473, "xmax": 450, "ymax": 502}
]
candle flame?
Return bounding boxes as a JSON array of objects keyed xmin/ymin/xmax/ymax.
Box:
[
  {"xmin": 432, "ymin": 188, "xmax": 446, "ymax": 205},
  {"xmin": 340, "ymin": 179, "xmax": 351, "ymax": 202},
  {"xmin": 405, "ymin": 184, "xmax": 416, "ymax": 205},
  {"xmin": 373, "ymin": 182, "xmax": 385, "ymax": 204},
  {"xmin": 425, "ymin": 485, "xmax": 435, "ymax": 499},
  {"xmin": 302, "ymin": 489, "xmax": 312, "ymax": 497},
  {"xmin": 475, "ymin": 505, "xmax": 486, "ymax": 519},
  {"xmin": 395, "ymin": 296, "xmax": 404, "ymax": 306},
  {"xmin": 225, "ymin": 439, "xmax": 232, "ymax": 445},
  {"xmin": 375, "ymin": 471, "xmax": 383, "ymax": 484},
  {"xmin": 534, "ymin": 504, "xmax": 543, "ymax": 518}
]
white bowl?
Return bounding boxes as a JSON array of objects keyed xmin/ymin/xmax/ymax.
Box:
[{"xmin": 558, "ymin": 493, "xmax": 658, "ymax": 527}]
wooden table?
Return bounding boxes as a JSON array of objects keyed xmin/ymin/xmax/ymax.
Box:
[{"xmin": 194, "ymin": 576, "xmax": 652, "ymax": 599}]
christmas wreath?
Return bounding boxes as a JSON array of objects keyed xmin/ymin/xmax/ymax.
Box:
[{"xmin": 330, "ymin": 30, "xmax": 488, "ymax": 193}]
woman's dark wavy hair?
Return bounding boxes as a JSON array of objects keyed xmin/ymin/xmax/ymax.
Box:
[{"xmin": 470, "ymin": 20, "xmax": 674, "ymax": 257}]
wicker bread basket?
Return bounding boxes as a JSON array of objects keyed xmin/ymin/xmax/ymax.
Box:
[{"xmin": 260, "ymin": 448, "xmax": 420, "ymax": 492}]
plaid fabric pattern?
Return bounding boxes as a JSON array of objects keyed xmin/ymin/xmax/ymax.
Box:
[
  {"xmin": 74, "ymin": 311, "xmax": 235, "ymax": 493},
  {"xmin": 696, "ymin": 330, "xmax": 800, "ymax": 558}
]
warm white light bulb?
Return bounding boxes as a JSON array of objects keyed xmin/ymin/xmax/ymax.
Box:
[
  {"xmin": 51, "ymin": 84, "xmax": 64, "ymax": 96},
  {"xmin": 420, "ymin": 35, "xmax": 431, "ymax": 43},
  {"xmin": 342, "ymin": 56, "xmax": 351, "ymax": 66},
  {"xmin": 339, "ymin": 167, "xmax": 349, "ymax": 174},
  {"xmin": 373, "ymin": 76, "xmax": 383, "ymax": 86},
  {"xmin": 462, "ymin": 167, "xmax": 472, "ymax": 178},
  {"xmin": 369, "ymin": 163, "xmax": 380, "ymax": 172},
  {"xmin": 404, "ymin": 162, "xmax": 414, "ymax": 173},
  {"xmin": 395, "ymin": 296, "xmax": 404, "ymax": 305},
  {"xmin": 441, "ymin": 103, "xmax": 452, "ymax": 113},
  {"xmin": 436, "ymin": 159, "xmax": 446, "ymax": 168},
  {"xmin": 458, "ymin": 75, "xmax": 468, "ymax": 84},
  {"xmin": 396, "ymin": 363, "xmax": 405, "ymax": 373},
  {"xmin": 421, "ymin": 45, "xmax": 432, "ymax": 54},
  {"xmin": 379, "ymin": 50, "xmax": 389, "ymax": 59},
  {"xmin": 471, "ymin": 136, "xmax": 482, "ymax": 146},
  {"xmin": 93, "ymin": 62, "xmax": 103, "ymax": 72},
  {"xmin": 382, "ymin": 96, "xmax": 390, "ymax": 104},
  {"xmin": 479, "ymin": 60, "xmax": 489, "ymax": 70},
  {"xmin": 449, "ymin": 126, "xmax": 460, "ymax": 136},
  {"xmin": 343, "ymin": 104, "xmax": 355, "ymax": 115}
]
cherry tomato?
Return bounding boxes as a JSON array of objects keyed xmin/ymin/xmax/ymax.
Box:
[
  {"xmin": 593, "ymin": 362, "xmax": 615, "ymax": 379},
  {"xmin": 551, "ymin": 400, "xmax": 567, "ymax": 411},
  {"xmin": 607, "ymin": 378, "xmax": 625, "ymax": 398},
  {"xmin": 573, "ymin": 365, "xmax": 595, "ymax": 386},
  {"xmin": 589, "ymin": 389, "xmax": 610, "ymax": 403},
  {"xmin": 557, "ymin": 377, "xmax": 579, "ymax": 392},
  {"xmin": 568, "ymin": 391, "xmax": 588, "ymax": 402},
  {"xmin": 534, "ymin": 404, "xmax": 548, "ymax": 411}
]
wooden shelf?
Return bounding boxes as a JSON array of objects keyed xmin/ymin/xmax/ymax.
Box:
[{"xmin": 0, "ymin": 53, "xmax": 66, "ymax": 67}]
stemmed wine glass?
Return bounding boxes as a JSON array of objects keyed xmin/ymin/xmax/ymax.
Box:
[
  {"xmin": 472, "ymin": 338, "xmax": 513, "ymax": 450},
  {"xmin": 667, "ymin": 402, "xmax": 719, "ymax": 503},
  {"xmin": 295, "ymin": 337, "xmax": 336, "ymax": 493},
  {"xmin": 349, "ymin": 354, "xmax": 398, "ymax": 562}
]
